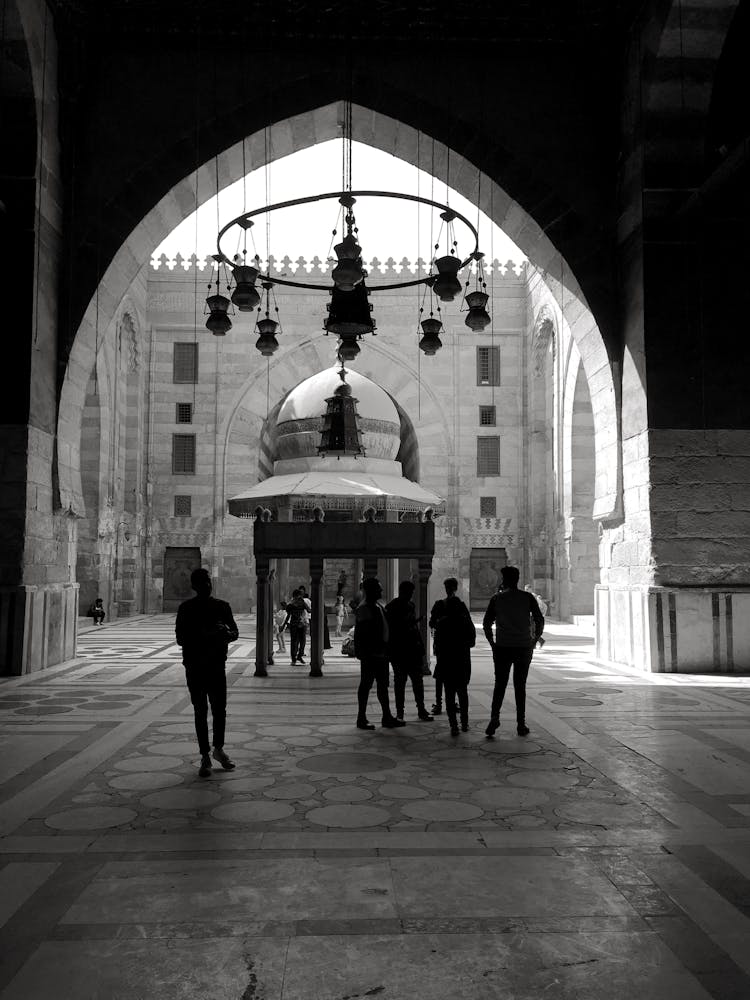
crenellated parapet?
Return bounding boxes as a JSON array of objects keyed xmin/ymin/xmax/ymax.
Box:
[{"xmin": 150, "ymin": 252, "xmax": 528, "ymax": 282}]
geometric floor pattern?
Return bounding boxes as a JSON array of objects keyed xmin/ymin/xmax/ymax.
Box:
[{"xmin": 1, "ymin": 615, "xmax": 750, "ymax": 997}]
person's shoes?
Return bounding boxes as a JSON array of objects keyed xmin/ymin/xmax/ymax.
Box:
[
  {"xmin": 461, "ymin": 722, "xmax": 469, "ymax": 732},
  {"xmin": 485, "ymin": 719, "xmax": 499, "ymax": 738},
  {"xmin": 417, "ymin": 709, "xmax": 434, "ymax": 721},
  {"xmin": 382, "ymin": 717, "xmax": 406, "ymax": 728},
  {"xmin": 431, "ymin": 703, "xmax": 443, "ymax": 715},
  {"xmin": 298, "ymin": 656, "xmax": 306, "ymax": 664},
  {"xmin": 450, "ymin": 724, "xmax": 459, "ymax": 737},
  {"xmin": 198, "ymin": 755, "xmax": 212, "ymax": 777},
  {"xmin": 356, "ymin": 718, "xmax": 375, "ymax": 730},
  {"xmin": 517, "ymin": 723, "xmax": 530, "ymax": 736},
  {"xmin": 212, "ymin": 748, "xmax": 236, "ymax": 770}
]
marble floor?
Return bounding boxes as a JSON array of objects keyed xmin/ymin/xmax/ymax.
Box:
[{"xmin": 1, "ymin": 616, "xmax": 750, "ymax": 998}]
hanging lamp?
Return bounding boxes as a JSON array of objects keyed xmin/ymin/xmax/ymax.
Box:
[
  {"xmin": 254, "ymin": 280, "xmax": 280, "ymax": 356},
  {"xmin": 205, "ymin": 255, "xmax": 233, "ymax": 336}
]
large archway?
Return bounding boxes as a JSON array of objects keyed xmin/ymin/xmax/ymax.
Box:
[{"xmin": 58, "ymin": 104, "xmax": 622, "ymax": 547}]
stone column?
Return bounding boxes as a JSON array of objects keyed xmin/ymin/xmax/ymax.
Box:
[
  {"xmin": 417, "ymin": 557, "xmax": 432, "ymax": 673},
  {"xmin": 309, "ymin": 556, "xmax": 324, "ymax": 677},
  {"xmin": 266, "ymin": 567, "xmax": 276, "ymax": 666},
  {"xmin": 363, "ymin": 557, "xmax": 378, "ymax": 580},
  {"xmin": 254, "ymin": 558, "xmax": 270, "ymax": 677}
]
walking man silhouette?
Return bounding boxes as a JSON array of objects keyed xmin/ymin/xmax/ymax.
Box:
[
  {"xmin": 483, "ymin": 565, "xmax": 544, "ymax": 737},
  {"xmin": 176, "ymin": 567, "xmax": 239, "ymax": 777}
]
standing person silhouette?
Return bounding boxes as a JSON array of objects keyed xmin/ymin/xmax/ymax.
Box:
[
  {"xmin": 284, "ymin": 589, "xmax": 309, "ymax": 664},
  {"xmin": 385, "ymin": 580, "xmax": 434, "ymax": 722},
  {"xmin": 354, "ymin": 578, "xmax": 405, "ymax": 730},
  {"xmin": 430, "ymin": 578, "xmax": 475, "ymax": 735},
  {"xmin": 483, "ymin": 566, "xmax": 544, "ymax": 737},
  {"xmin": 175, "ymin": 568, "xmax": 239, "ymax": 777}
]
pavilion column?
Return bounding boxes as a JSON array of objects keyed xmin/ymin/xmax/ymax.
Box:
[
  {"xmin": 363, "ymin": 556, "xmax": 378, "ymax": 580},
  {"xmin": 417, "ymin": 556, "xmax": 433, "ymax": 672},
  {"xmin": 309, "ymin": 556, "xmax": 324, "ymax": 677},
  {"xmin": 266, "ymin": 566, "xmax": 276, "ymax": 665},
  {"xmin": 254, "ymin": 557, "xmax": 270, "ymax": 677}
]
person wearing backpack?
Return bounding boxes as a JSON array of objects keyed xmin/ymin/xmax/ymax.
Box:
[
  {"xmin": 429, "ymin": 578, "xmax": 476, "ymax": 736},
  {"xmin": 483, "ymin": 566, "xmax": 545, "ymax": 738},
  {"xmin": 284, "ymin": 589, "xmax": 309, "ymax": 664}
]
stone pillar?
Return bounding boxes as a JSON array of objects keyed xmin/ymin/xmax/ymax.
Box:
[
  {"xmin": 266, "ymin": 567, "xmax": 276, "ymax": 666},
  {"xmin": 417, "ymin": 557, "xmax": 433, "ymax": 672},
  {"xmin": 254, "ymin": 558, "xmax": 270, "ymax": 677},
  {"xmin": 363, "ymin": 557, "xmax": 378, "ymax": 579},
  {"xmin": 309, "ymin": 557, "xmax": 325, "ymax": 677}
]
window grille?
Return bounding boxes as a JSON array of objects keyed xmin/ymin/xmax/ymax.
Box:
[
  {"xmin": 479, "ymin": 405, "xmax": 496, "ymax": 426},
  {"xmin": 174, "ymin": 495, "xmax": 192, "ymax": 516},
  {"xmin": 176, "ymin": 402, "xmax": 193, "ymax": 424},
  {"xmin": 476, "ymin": 346, "xmax": 501, "ymax": 386},
  {"xmin": 480, "ymin": 496, "xmax": 497, "ymax": 517},
  {"xmin": 477, "ymin": 436, "xmax": 501, "ymax": 476},
  {"xmin": 172, "ymin": 434, "xmax": 196, "ymax": 474},
  {"xmin": 173, "ymin": 342, "xmax": 199, "ymax": 383}
]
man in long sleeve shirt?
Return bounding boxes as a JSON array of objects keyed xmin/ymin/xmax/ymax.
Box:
[
  {"xmin": 176, "ymin": 567, "xmax": 239, "ymax": 776},
  {"xmin": 482, "ymin": 565, "xmax": 544, "ymax": 738}
]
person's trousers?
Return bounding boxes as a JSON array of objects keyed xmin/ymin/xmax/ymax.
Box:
[
  {"xmin": 92, "ymin": 612, "xmax": 105, "ymax": 624},
  {"xmin": 184, "ymin": 665, "xmax": 227, "ymax": 755},
  {"xmin": 391, "ymin": 659, "xmax": 426, "ymax": 718},
  {"xmin": 434, "ymin": 677, "xmax": 443, "ymax": 707},
  {"xmin": 289, "ymin": 625, "xmax": 307, "ymax": 661},
  {"xmin": 444, "ymin": 680, "xmax": 469, "ymax": 727},
  {"xmin": 490, "ymin": 647, "xmax": 533, "ymax": 722},
  {"xmin": 358, "ymin": 656, "xmax": 393, "ymax": 722}
]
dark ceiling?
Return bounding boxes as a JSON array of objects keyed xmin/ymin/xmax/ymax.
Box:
[{"xmin": 48, "ymin": 0, "xmax": 647, "ymax": 46}]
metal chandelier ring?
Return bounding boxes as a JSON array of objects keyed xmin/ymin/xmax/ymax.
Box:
[{"xmin": 216, "ymin": 190, "xmax": 481, "ymax": 293}]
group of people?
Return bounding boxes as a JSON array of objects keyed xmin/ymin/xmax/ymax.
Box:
[
  {"xmin": 175, "ymin": 565, "xmax": 546, "ymax": 776},
  {"xmin": 352, "ymin": 567, "xmax": 544, "ymax": 737}
]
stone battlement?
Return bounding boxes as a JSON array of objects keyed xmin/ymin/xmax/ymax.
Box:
[{"xmin": 149, "ymin": 253, "xmax": 528, "ymax": 282}]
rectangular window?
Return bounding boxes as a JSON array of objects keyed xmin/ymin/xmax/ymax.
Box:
[
  {"xmin": 479, "ymin": 405, "xmax": 496, "ymax": 426},
  {"xmin": 477, "ymin": 436, "xmax": 501, "ymax": 476},
  {"xmin": 172, "ymin": 434, "xmax": 196, "ymax": 475},
  {"xmin": 173, "ymin": 342, "xmax": 199, "ymax": 383},
  {"xmin": 476, "ymin": 346, "xmax": 501, "ymax": 386},
  {"xmin": 480, "ymin": 496, "xmax": 497, "ymax": 517},
  {"xmin": 174, "ymin": 495, "xmax": 192, "ymax": 516},
  {"xmin": 176, "ymin": 402, "xmax": 193, "ymax": 424}
]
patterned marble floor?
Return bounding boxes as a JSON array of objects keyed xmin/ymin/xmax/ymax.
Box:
[{"xmin": 1, "ymin": 615, "xmax": 750, "ymax": 998}]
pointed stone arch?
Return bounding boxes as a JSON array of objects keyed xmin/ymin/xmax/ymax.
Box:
[{"xmin": 58, "ymin": 103, "xmax": 620, "ymax": 536}]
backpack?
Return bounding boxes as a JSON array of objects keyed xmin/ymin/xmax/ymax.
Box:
[
  {"xmin": 287, "ymin": 599, "xmax": 308, "ymax": 628},
  {"xmin": 434, "ymin": 602, "xmax": 475, "ymax": 652}
]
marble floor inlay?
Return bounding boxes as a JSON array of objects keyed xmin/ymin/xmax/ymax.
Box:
[{"xmin": 1, "ymin": 615, "xmax": 749, "ymax": 997}]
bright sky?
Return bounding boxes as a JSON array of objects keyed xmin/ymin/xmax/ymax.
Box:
[{"xmin": 153, "ymin": 140, "xmax": 525, "ymax": 270}]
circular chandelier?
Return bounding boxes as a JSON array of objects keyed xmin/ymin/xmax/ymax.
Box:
[{"xmin": 204, "ymin": 115, "xmax": 492, "ymax": 360}]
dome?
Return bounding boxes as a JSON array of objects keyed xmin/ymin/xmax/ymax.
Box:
[
  {"xmin": 278, "ymin": 367, "xmax": 399, "ymax": 424},
  {"xmin": 275, "ymin": 366, "xmax": 401, "ymax": 464}
]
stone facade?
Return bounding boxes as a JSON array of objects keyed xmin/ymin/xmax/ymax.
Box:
[{"xmin": 72, "ymin": 255, "xmax": 598, "ymax": 619}]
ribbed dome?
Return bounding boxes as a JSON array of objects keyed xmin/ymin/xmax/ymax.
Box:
[
  {"xmin": 278, "ymin": 367, "xmax": 399, "ymax": 424},
  {"xmin": 275, "ymin": 367, "xmax": 401, "ymax": 464}
]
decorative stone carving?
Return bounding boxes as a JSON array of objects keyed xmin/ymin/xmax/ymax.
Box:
[{"xmin": 532, "ymin": 306, "xmax": 556, "ymax": 377}]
